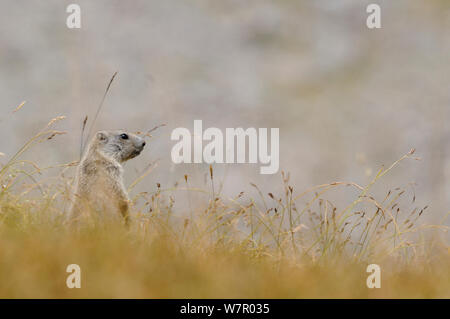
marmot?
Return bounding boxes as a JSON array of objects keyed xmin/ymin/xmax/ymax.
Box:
[{"xmin": 70, "ymin": 130, "xmax": 146, "ymax": 225}]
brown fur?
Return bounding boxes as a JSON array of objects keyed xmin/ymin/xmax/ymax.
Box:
[{"xmin": 70, "ymin": 130, "xmax": 145, "ymax": 225}]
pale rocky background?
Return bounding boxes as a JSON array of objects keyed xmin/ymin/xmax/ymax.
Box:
[{"xmin": 0, "ymin": 0, "xmax": 449, "ymax": 224}]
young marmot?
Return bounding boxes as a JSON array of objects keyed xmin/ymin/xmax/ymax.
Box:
[{"xmin": 70, "ymin": 130, "xmax": 146, "ymax": 225}]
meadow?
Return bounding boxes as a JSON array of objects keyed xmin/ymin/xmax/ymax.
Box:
[{"xmin": 0, "ymin": 113, "xmax": 448, "ymax": 299}]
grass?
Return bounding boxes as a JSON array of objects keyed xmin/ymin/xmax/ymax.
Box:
[{"xmin": 0, "ymin": 115, "xmax": 448, "ymax": 298}]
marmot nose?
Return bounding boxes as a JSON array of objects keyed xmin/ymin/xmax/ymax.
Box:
[{"xmin": 142, "ymin": 141, "xmax": 146, "ymax": 147}]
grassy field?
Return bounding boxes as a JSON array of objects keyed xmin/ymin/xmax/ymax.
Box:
[{"xmin": 0, "ymin": 116, "xmax": 448, "ymax": 298}]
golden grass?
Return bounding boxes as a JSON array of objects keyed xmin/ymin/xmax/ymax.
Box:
[{"xmin": 0, "ymin": 116, "xmax": 448, "ymax": 298}]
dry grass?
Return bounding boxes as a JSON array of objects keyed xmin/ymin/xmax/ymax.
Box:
[{"xmin": 0, "ymin": 115, "xmax": 448, "ymax": 298}]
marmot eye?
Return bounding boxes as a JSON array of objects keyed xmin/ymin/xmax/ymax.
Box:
[{"xmin": 120, "ymin": 133, "xmax": 129, "ymax": 140}]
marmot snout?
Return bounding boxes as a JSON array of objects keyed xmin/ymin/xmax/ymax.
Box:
[
  {"xmin": 70, "ymin": 130, "xmax": 146, "ymax": 225},
  {"xmin": 97, "ymin": 130, "xmax": 146, "ymax": 162}
]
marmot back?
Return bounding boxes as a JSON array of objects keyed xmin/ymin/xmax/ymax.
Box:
[{"xmin": 70, "ymin": 130, "xmax": 146, "ymax": 225}]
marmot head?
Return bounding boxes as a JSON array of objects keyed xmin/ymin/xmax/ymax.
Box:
[{"xmin": 94, "ymin": 130, "xmax": 146, "ymax": 163}]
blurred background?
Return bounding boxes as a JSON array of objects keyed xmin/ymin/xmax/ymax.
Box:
[{"xmin": 0, "ymin": 0, "xmax": 449, "ymax": 223}]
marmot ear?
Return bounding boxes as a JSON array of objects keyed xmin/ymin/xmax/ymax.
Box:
[{"xmin": 96, "ymin": 131, "xmax": 108, "ymax": 142}]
